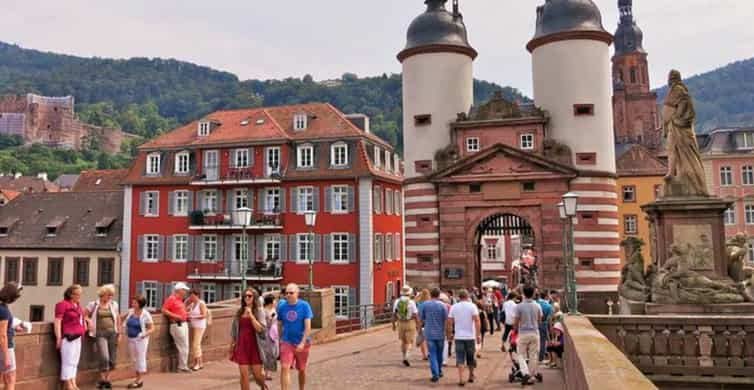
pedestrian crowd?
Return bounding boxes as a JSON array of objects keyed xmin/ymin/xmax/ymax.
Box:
[{"xmin": 394, "ymin": 283, "xmax": 565, "ymax": 386}]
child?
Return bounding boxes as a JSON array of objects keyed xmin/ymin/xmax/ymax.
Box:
[
  {"xmin": 547, "ymin": 321, "xmax": 565, "ymax": 368},
  {"xmin": 476, "ymin": 301, "xmax": 487, "ymax": 358}
]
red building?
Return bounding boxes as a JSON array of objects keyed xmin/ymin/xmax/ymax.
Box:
[{"xmin": 120, "ymin": 103, "xmax": 403, "ymax": 316}]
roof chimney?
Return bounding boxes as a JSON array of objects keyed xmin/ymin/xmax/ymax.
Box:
[
  {"xmin": 37, "ymin": 172, "xmax": 48, "ymax": 181},
  {"xmin": 345, "ymin": 114, "xmax": 370, "ymax": 134}
]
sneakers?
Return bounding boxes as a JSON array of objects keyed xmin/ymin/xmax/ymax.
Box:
[
  {"xmin": 535, "ymin": 373, "xmax": 543, "ymax": 382},
  {"xmin": 430, "ymin": 377, "xmax": 439, "ymax": 383},
  {"xmin": 403, "ymin": 359, "xmax": 410, "ymax": 367},
  {"xmin": 521, "ymin": 374, "xmax": 531, "ymax": 386}
]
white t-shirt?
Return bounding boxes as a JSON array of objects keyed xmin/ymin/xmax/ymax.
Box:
[
  {"xmin": 503, "ymin": 300, "xmax": 518, "ymax": 325},
  {"xmin": 392, "ymin": 297, "xmax": 418, "ymax": 320},
  {"xmin": 448, "ymin": 301, "xmax": 479, "ymax": 340}
]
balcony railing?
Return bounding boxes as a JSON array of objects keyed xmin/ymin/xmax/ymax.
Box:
[
  {"xmin": 187, "ymin": 259, "xmax": 283, "ymax": 280},
  {"xmin": 192, "ymin": 164, "xmax": 281, "ymax": 185},
  {"xmin": 189, "ymin": 210, "xmax": 282, "ymax": 229}
]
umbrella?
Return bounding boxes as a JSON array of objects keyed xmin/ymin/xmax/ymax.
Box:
[{"xmin": 482, "ymin": 280, "xmax": 501, "ymax": 289}]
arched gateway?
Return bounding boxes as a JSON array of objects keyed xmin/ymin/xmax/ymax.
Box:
[{"xmin": 473, "ymin": 213, "xmax": 535, "ymax": 290}]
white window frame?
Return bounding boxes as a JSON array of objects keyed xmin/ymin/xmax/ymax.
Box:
[
  {"xmin": 725, "ymin": 207, "xmax": 736, "ymax": 226},
  {"xmin": 393, "ymin": 190, "xmax": 401, "ymax": 215},
  {"xmin": 174, "ymin": 190, "xmax": 189, "ymax": 216},
  {"xmin": 175, "ymin": 151, "xmax": 190, "ymax": 175},
  {"xmin": 297, "ymin": 145, "xmax": 314, "ymax": 169},
  {"xmin": 743, "ymin": 166, "xmax": 754, "ymax": 186},
  {"xmin": 374, "ymin": 234, "xmax": 383, "ymax": 263},
  {"xmin": 738, "ymin": 132, "xmax": 754, "ymax": 150},
  {"xmin": 624, "ymin": 215, "xmax": 638, "ymax": 234},
  {"xmin": 144, "ymin": 235, "xmax": 160, "ymax": 262},
  {"xmin": 198, "ymin": 121, "xmax": 211, "ymax": 137},
  {"xmin": 203, "ymin": 235, "xmax": 218, "ymax": 263},
  {"xmin": 466, "ymin": 137, "xmax": 480, "ymax": 152},
  {"xmin": 233, "ymin": 149, "xmax": 250, "ymax": 168},
  {"xmin": 332, "ymin": 185, "xmax": 349, "ymax": 214},
  {"xmin": 265, "ymin": 235, "xmax": 281, "ymax": 261},
  {"xmin": 520, "ymin": 133, "xmax": 535, "ymax": 150},
  {"xmin": 385, "ymin": 151, "xmax": 392, "ymax": 172},
  {"xmin": 144, "ymin": 281, "xmax": 158, "ymax": 309},
  {"xmin": 721, "ymin": 166, "xmax": 733, "ymax": 186},
  {"xmin": 201, "ymin": 283, "xmax": 217, "ymax": 304},
  {"xmin": 146, "ymin": 153, "xmax": 161, "ymax": 175},
  {"xmin": 373, "ymin": 145, "xmax": 381, "ymax": 168},
  {"xmin": 203, "ymin": 190, "xmax": 218, "ymax": 215},
  {"xmin": 145, "ymin": 191, "xmax": 159, "ymax": 217},
  {"xmin": 331, "ymin": 142, "xmax": 348, "ymax": 167},
  {"xmin": 373, "ymin": 185, "xmax": 382, "ymax": 214},
  {"xmin": 746, "ymin": 204, "xmax": 754, "ymax": 225},
  {"xmin": 385, "ymin": 233, "xmax": 393, "ymax": 261},
  {"xmin": 233, "ymin": 235, "xmax": 249, "ymax": 263},
  {"xmin": 173, "ymin": 234, "xmax": 189, "ymax": 263},
  {"xmin": 333, "ymin": 286, "xmax": 349, "ymax": 318},
  {"xmin": 622, "ymin": 186, "xmax": 636, "ymax": 202},
  {"xmin": 487, "ymin": 245, "xmax": 498, "ymax": 260},
  {"xmin": 385, "ymin": 189, "xmax": 393, "ymax": 215},
  {"xmin": 234, "ymin": 189, "xmax": 248, "ymax": 211},
  {"xmin": 297, "ymin": 234, "xmax": 312, "ymax": 264},
  {"xmin": 266, "ymin": 147, "xmax": 281, "ymax": 175},
  {"xmin": 265, "ymin": 188, "xmax": 281, "ymax": 214},
  {"xmin": 298, "ymin": 186, "xmax": 314, "ymax": 213},
  {"xmin": 331, "ymin": 233, "xmax": 349, "ymax": 264},
  {"xmin": 294, "ymin": 113, "xmax": 307, "ymax": 131}
]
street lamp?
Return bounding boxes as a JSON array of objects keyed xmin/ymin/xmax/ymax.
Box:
[
  {"xmin": 304, "ymin": 211, "xmax": 317, "ymax": 291},
  {"xmin": 560, "ymin": 193, "xmax": 579, "ymax": 314},
  {"xmin": 232, "ymin": 207, "xmax": 252, "ymax": 291}
]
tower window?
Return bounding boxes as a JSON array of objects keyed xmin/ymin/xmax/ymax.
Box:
[
  {"xmin": 622, "ymin": 185, "xmax": 637, "ymax": 202},
  {"xmin": 576, "ymin": 153, "xmax": 597, "ymax": 165},
  {"xmin": 414, "ymin": 114, "xmax": 432, "ymax": 126},
  {"xmin": 466, "ymin": 137, "xmax": 480, "ymax": 152},
  {"xmin": 573, "ymin": 104, "xmax": 595, "ymax": 116},
  {"xmin": 470, "ymin": 183, "xmax": 482, "ymax": 193},
  {"xmin": 630, "ymin": 67, "xmax": 637, "ymax": 83},
  {"xmin": 519, "ymin": 133, "xmax": 535, "ymax": 150},
  {"xmin": 522, "ymin": 182, "xmax": 536, "ymax": 192},
  {"xmin": 415, "ymin": 160, "xmax": 432, "ymax": 174}
]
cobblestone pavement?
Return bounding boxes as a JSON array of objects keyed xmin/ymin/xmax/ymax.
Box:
[{"xmin": 92, "ymin": 327, "xmax": 564, "ymax": 389}]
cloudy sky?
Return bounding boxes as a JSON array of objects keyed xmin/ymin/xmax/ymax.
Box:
[{"xmin": 2, "ymin": 1, "xmax": 752, "ymax": 96}]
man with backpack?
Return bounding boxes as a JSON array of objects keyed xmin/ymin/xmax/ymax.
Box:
[{"xmin": 392, "ymin": 286, "xmax": 418, "ymax": 367}]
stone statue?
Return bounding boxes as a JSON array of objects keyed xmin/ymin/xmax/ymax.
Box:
[
  {"xmin": 618, "ymin": 237, "xmax": 650, "ymax": 302},
  {"xmin": 661, "ymin": 244, "xmax": 744, "ymax": 304},
  {"xmin": 662, "ymin": 70, "xmax": 708, "ymax": 197},
  {"xmin": 726, "ymin": 233, "xmax": 754, "ymax": 282}
]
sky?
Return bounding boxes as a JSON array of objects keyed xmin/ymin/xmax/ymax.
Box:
[{"xmin": 2, "ymin": 0, "xmax": 753, "ymax": 96}]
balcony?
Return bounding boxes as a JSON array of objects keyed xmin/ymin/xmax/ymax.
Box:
[
  {"xmin": 189, "ymin": 210, "xmax": 283, "ymax": 230},
  {"xmin": 191, "ymin": 164, "xmax": 281, "ymax": 186},
  {"xmin": 186, "ymin": 259, "xmax": 283, "ymax": 281}
]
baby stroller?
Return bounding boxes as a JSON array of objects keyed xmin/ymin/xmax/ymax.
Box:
[{"xmin": 507, "ymin": 329, "xmax": 543, "ymax": 386}]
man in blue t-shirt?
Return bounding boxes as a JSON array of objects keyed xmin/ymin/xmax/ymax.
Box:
[
  {"xmin": 277, "ymin": 283, "xmax": 313, "ymax": 390},
  {"xmin": 418, "ymin": 288, "xmax": 448, "ymax": 383},
  {"xmin": 536, "ymin": 292, "xmax": 553, "ymax": 362}
]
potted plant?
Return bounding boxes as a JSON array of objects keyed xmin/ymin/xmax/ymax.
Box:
[{"xmin": 190, "ymin": 210, "xmax": 205, "ymax": 226}]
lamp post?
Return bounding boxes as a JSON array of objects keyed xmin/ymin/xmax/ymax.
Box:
[
  {"xmin": 232, "ymin": 207, "xmax": 252, "ymax": 291},
  {"xmin": 304, "ymin": 211, "xmax": 317, "ymax": 291},
  {"xmin": 561, "ymin": 192, "xmax": 579, "ymax": 314}
]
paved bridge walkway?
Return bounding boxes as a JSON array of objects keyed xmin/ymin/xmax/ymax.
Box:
[{"xmin": 88, "ymin": 327, "xmax": 564, "ymax": 389}]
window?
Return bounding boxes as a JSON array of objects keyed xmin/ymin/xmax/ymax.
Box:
[
  {"xmin": 385, "ymin": 189, "xmax": 394, "ymax": 215},
  {"xmin": 297, "ymin": 145, "xmax": 314, "ymax": 168},
  {"xmin": 654, "ymin": 184, "xmax": 663, "ymax": 199},
  {"xmin": 201, "ymin": 283, "xmax": 217, "ymax": 304},
  {"xmin": 29, "ymin": 305, "xmax": 44, "ymax": 322},
  {"xmin": 414, "ymin": 114, "xmax": 431, "ymax": 126},
  {"xmin": 331, "ymin": 143, "xmax": 348, "ymax": 167},
  {"xmin": 146, "ymin": 153, "xmax": 161, "ymax": 175},
  {"xmin": 418, "ymin": 255, "xmax": 433, "ymax": 263},
  {"xmin": 234, "ymin": 235, "xmax": 249, "ymax": 263},
  {"xmin": 622, "ymin": 186, "xmax": 636, "ymax": 202},
  {"xmin": 297, "ymin": 234, "xmax": 312, "ymax": 263},
  {"xmin": 294, "ymin": 113, "xmax": 307, "ymax": 130},
  {"xmin": 630, "ymin": 67, "xmax": 637, "ymax": 83},
  {"xmin": 374, "ymin": 185, "xmax": 383, "ymax": 214},
  {"xmin": 4, "ymin": 258, "xmax": 18, "ymax": 284},
  {"xmin": 234, "ymin": 189, "xmax": 248, "ymax": 211},
  {"xmin": 374, "ymin": 146, "xmax": 381, "ymax": 168},
  {"xmin": 173, "ymin": 235, "xmax": 189, "ymax": 262},
  {"xmin": 743, "ymin": 166, "xmax": 754, "ymax": 185},
  {"xmin": 725, "ymin": 207, "xmax": 736, "ymax": 226},
  {"xmin": 145, "ymin": 191, "xmax": 159, "ymax": 216},
  {"xmin": 746, "ymin": 204, "xmax": 754, "ymax": 225},
  {"xmin": 265, "ymin": 235, "xmax": 281, "ymax": 261},
  {"xmin": 203, "ymin": 190, "xmax": 218, "ymax": 214},
  {"xmin": 298, "ymin": 187, "xmax": 315, "ymax": 212},
  {"xmin": 73, "ymin": 257, "xmax": 90, "ymax": 286},
  {"xmin": 333, "ymin": 286, "xmax": 349, "ymax": 318},
  {"xmin": 47, "ymin": 257, "xmax": 63, "ymax": 286},
  {"xmin": 385, "ymin": 151, "xmax": 392, "ymax": 172},
  {"xmin": 22, "ymin": 257, "xmax": 38, "ymax": 286},
  {"xmin": 374, "ymin": 234, "xmax": 383, "ymax": 263},
  {"xmin": 385, "ymin": 234, "xmax": 393, "ymax": 261},
  {"xmin": 233, "ymin": 149, "xmax": 250, "ymax": 168},
  {"xmin": 415, "ymin": 160, "xmax": 432, "ymax": 174},
  {"xmin": 97, "ymin": 258, "xmax": 115, "ymax": 286},
  {"xmin": 145, "ymin": 235, "xmax": 160, "ymax": 262},
  {"xmin": 576, "ymin": 153, "xmax": 597, "ymax": 165},
  {"xmin": 175, "ymin": 152, "xmax": 190, "ymax": 174},
  {"xmin": 144, "ymin": 281, "xmax": 158, "ymax": 309},
  {"xmin": 265, "ymin": 188, "xmax": 281, "ymax": 213},
  {"xmin": 573, "ymin": 104, "xmax": 595, "ymax": 116},
  {"xmin": 522, "ymin": 182, "xmax": 536, "ymax": 192},
  {"xmin": 266, "ymin": 147, "xmax": 280, "ymax": 175},
  {"xmin": 332, "ymin": 233, "xmax": 349, "ymax": 263},
  {"xmin": 470, "ymin": 183, "xmax": 482, "ymax": 193},
  {"xmin": 466, "ymin": 137, "xmax": 480, "ymax": 152},
  {"xmin": 332, "ymin": 185, "xmax": 349, "ymax": 213},
  {"xmin": 735, "ymin": 132, "xmax": 754, "ymax": 150},
  {"xmin": 487, "ymin": 245, "xmax": 498, "ymax": 260},
  {"xmin": 721, "ymin": 166, "xmax": 733, "ymax": 186},
  {"xmin": 198, "ymin": 121, "xmax": 211, "ymax": 136},
  {"xmin": 232, "ymin": 284, "xmax": 242, "ymax": 299},
  {"xmin": 624, "ymin": 215, "xmax": 638, "ymax": 235},
  {"xmin": 203, "ymin": 235, "xmax": 218, "ymax": 262},
  {"xmin": 174, "ymin": 190, "xmax": 189, "ymax": 216},
  {"xmin": 520, "ymin": 134, "xmax": 534, "ymax": 150}
]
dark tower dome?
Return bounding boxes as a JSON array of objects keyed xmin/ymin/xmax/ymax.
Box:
[
  {"xmin": 398, "ymin": 0, "xmax": 477, "ymax": 62},
  {"xmin": 527, "ymin": 0, "xmax": 613, "ymax": 52},
  {"xmin": 614, "ymin": 0, "xmax": 645, "ymax": 55}
]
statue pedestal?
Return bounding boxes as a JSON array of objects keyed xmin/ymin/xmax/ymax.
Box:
[
  {"xmin": 645, "ymin": 303, "xmax": 754, "ymax": 315},
  {"xmin": 642, "ymin": 196, "xmax": 733, "ymax": 280}
]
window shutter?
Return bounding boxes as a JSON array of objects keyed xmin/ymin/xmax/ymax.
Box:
[
  {"xmin": 280, "ymin": 235, "xmax": 288, "ymax": 262},
  {"xmin": 158, "ymin": 236, "xmax": 165, "ymax": 262},
  {"xmin": 230, "ymin": 150, "xmax": 237, "ymax": 168},
  {"xmin": 224, "ymin": 236, "xmax": 234, "ymax": 268},
  {"xmin": 313, "ymin": 234, "xmax": 321, "ymax": 262},
  {"xmin": 166, "ymin": 235, "xmax": 174, "ymax": 261},
  {"xmin": 137, "ymin": 235, "xmax": 144, "ymax": 261},
  {"xmin": 139, "ymin": 192, "xmax": 146, "ymax": 216},
  {"xmin": 168, "ymin": 191, "xmax": 175, "ymax": 216},
  {"xmin": 187, "ymin": 191, "xmax": 194, "ymax": 212},
  {"xmin": 258, "ymin": 189, "xmax": 266, "ymax": 212},
  {"xmin": 257, "ymin": 236, "xmax": 265, "ymax": 261},
  {"xmin": 324, "ymin": 234, "xmax": 332, "ymax": 263},
  {"xmin": 264, "ymin": 148, "xmax": 269, "ymax": 175},
  {"xmin": 188, "ymin": 236, "xmax": 195, "ymax": 261},
  {"xmin": 159, "ymin": 152, "xmax": 167, "ymax": 175},
  {"xmin": 197, "ymin": 191, "xmax": 205, "ymax": 212},
  {"xmin": 248, "ymin": 148, "xmax": 254, "ymax": 167},
  {"xmin": 154, "ymin": 192, "xmax": 160, "ymax": 216},
  {"xmin": 349, "ymin": 234, "xmax": 357, "ymax": 264},
  {"xmin": 395, "ymin": 233, "xmax": 401, "ymax": 260},
  {"xmin": 348, "ymin": 186, "xmax": 355, "ymax": 213},
  {"xmin": 349, "ymin": 287, "xmax": 358, "ymax": 307},
  {"xmin": 290, "ymin": 188, "xmax": 298, "ymax": 213},
  {"xmin": 385, "ymin": 189, "xmax": 392, "ymax": 215},
  {"xmin": 324, "ymin": 186, "xmax": 332, "ymax": 213},
  {"xmin": 136, "ymin": 281, "xmax": 144, "ymax": 295},
  {"xmin": 294, "ymin": 235, "xmax": 301, "ymax": 262},
  {"xmin": 313, "ymin": 187, "xmax": 320, "ymax": 212},
  {"xmin": 280, "ymin": 188, "xmax": 287, "ymax": 213},
  {"xmin": 198, "ymin": 236, "xmax": 205, "ymax": 262},
  {"xmin": 247, "ymin": 236, "xmax": 255, "ymax": 265},
  {"xmin": 346, "ymin": 142, "xmax": 353, "ymax": 168},
  {"xmin": 189, "ymin": 151, "xmax": 197, "ymax": 175},
  {"xmin": 247, "ymin": 191, "xmax": 254, "ymax": 211},
  {"xmin": 156, "ymin": 283, "xmax": 164, "ymax": 308},
  {"xmin": 226, "ymin": 190, "xmax": 234, "ymax": 213}
]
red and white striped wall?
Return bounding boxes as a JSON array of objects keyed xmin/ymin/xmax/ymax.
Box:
[{"xmin": 403, "ymin": 181, "xmax": 441, "ymax": 287}]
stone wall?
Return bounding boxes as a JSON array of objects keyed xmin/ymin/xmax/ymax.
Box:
[
  {"xmin": 590, "ymin": 315, "xmax": 754, "ymax": 388},
  {"xmin": 563, "ymin": 315, "xmax": 658, "ymax": 390}
]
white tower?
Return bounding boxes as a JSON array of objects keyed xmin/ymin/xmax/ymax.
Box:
[
  {"xmin": 528, "ymin": 0, "xmax": 615, "ymax": 173},
  {"xmin": 399, "ymin": 0, "xmax": 477, "ymax": 178}
]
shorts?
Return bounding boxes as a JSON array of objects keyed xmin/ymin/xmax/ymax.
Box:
[
  {"xmin": 0, "ymin": 348, "xmax": 15, "ymax": 374},
  {"xmin": 455, "ymin": 339, "xmax": 476, "ymax": 368},
  {"xmin": 280, "ymin": 342, "xmax": 311, "ymax": 371},
  {"xmin": 397, "ymin": 320, "xmax": 416, "ymax": 344}
]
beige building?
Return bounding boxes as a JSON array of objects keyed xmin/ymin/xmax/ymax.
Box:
[{"xmin": 0, "ymin": 191, "xmax": 123, "ymax": 322}]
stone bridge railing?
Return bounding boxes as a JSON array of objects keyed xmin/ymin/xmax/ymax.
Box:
[{"xmin": 589, "ymin": 315, "xmax": 754, "ymax": 388}]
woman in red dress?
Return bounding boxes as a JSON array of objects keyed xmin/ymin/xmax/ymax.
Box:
[{"xmin": 229, "ymin": 288, "xmax": 268, "ymax": 390}]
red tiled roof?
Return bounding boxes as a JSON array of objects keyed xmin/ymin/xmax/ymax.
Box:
[
  {"xmin": 616, "ymin": 144, "xmax": 667, "ymax": 177},
  {"xmin": 0, "ymin": 190, "xmax": 21, "ymax": 202},
  {"xmin": 0, "ymin": 176, "xmax": 60, "ymax": 193},
  {"xmin": 71, "ymin": 169, "xmax": 129, "ymax": 192}
]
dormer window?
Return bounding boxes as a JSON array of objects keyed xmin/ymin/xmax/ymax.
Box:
[
  {"xmin": 46, "ymin": 226, "xmax": 57, "ymax": 236},
  {"xmin": 520, "ymin": 134, "xmax": 534, "ymax": 150},
  {"xmin": 175, "ymin": 151, "xmax": 190, "ymax": 175},
  {"xmin": 0, "ymin": 218, "xmax": 19, "ymax": 237},
  {"xmin": 294, "ymin": 114, "xmax": 308, "ymax": 131},
  {"xmin": 0, "ymin": 227, "xmax": 7, "ymax": 236},
  {"xmin": 45, "ymin": 217, "xmax": 66, "ymax": 237},
  {"xmin": 146, "ymin": 153, "xmax": 161, "ymax": 175},
  {"xmin": 331, "ymin": 142, "xmax": 348, "ymax": 167},
  {"xmin": 374, "ymin": 145, "xmax": 381, "ymax": 168},
  {"xmin": 466, "ymin": 137, "xmax": 480, "ymax": 152},
  {"xmin": 198, "ymin": 121, "xmax": 211, "ymax": 137},
  {"xmin": 385, "ymin": 151, "xmax": 392, "ymax": 172},
  {"xmin": 297, "ymin": 144, "xmax": 314, "ymax": 169},
  {"xmin": 736, "ymin": 132, "xmax": 754, "ymax": 150}
]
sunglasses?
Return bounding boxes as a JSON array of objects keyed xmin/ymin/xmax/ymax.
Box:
[
  {"xmin": 285, "ymin": 291, "xmax": 295, "ymax": 295},
  {"xmin": 244, "ymin": 294, "xmax": 254, "ymax": 298}
]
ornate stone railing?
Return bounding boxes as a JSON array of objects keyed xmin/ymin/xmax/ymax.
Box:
[{"xmin": 589, "ymin": 315, "xmax": 754, "ymax": 387}]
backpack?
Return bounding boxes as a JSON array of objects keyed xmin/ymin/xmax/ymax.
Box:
[{"xmin": 395, "ymin": 298, "xmax": 411, "ymax": 321}]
